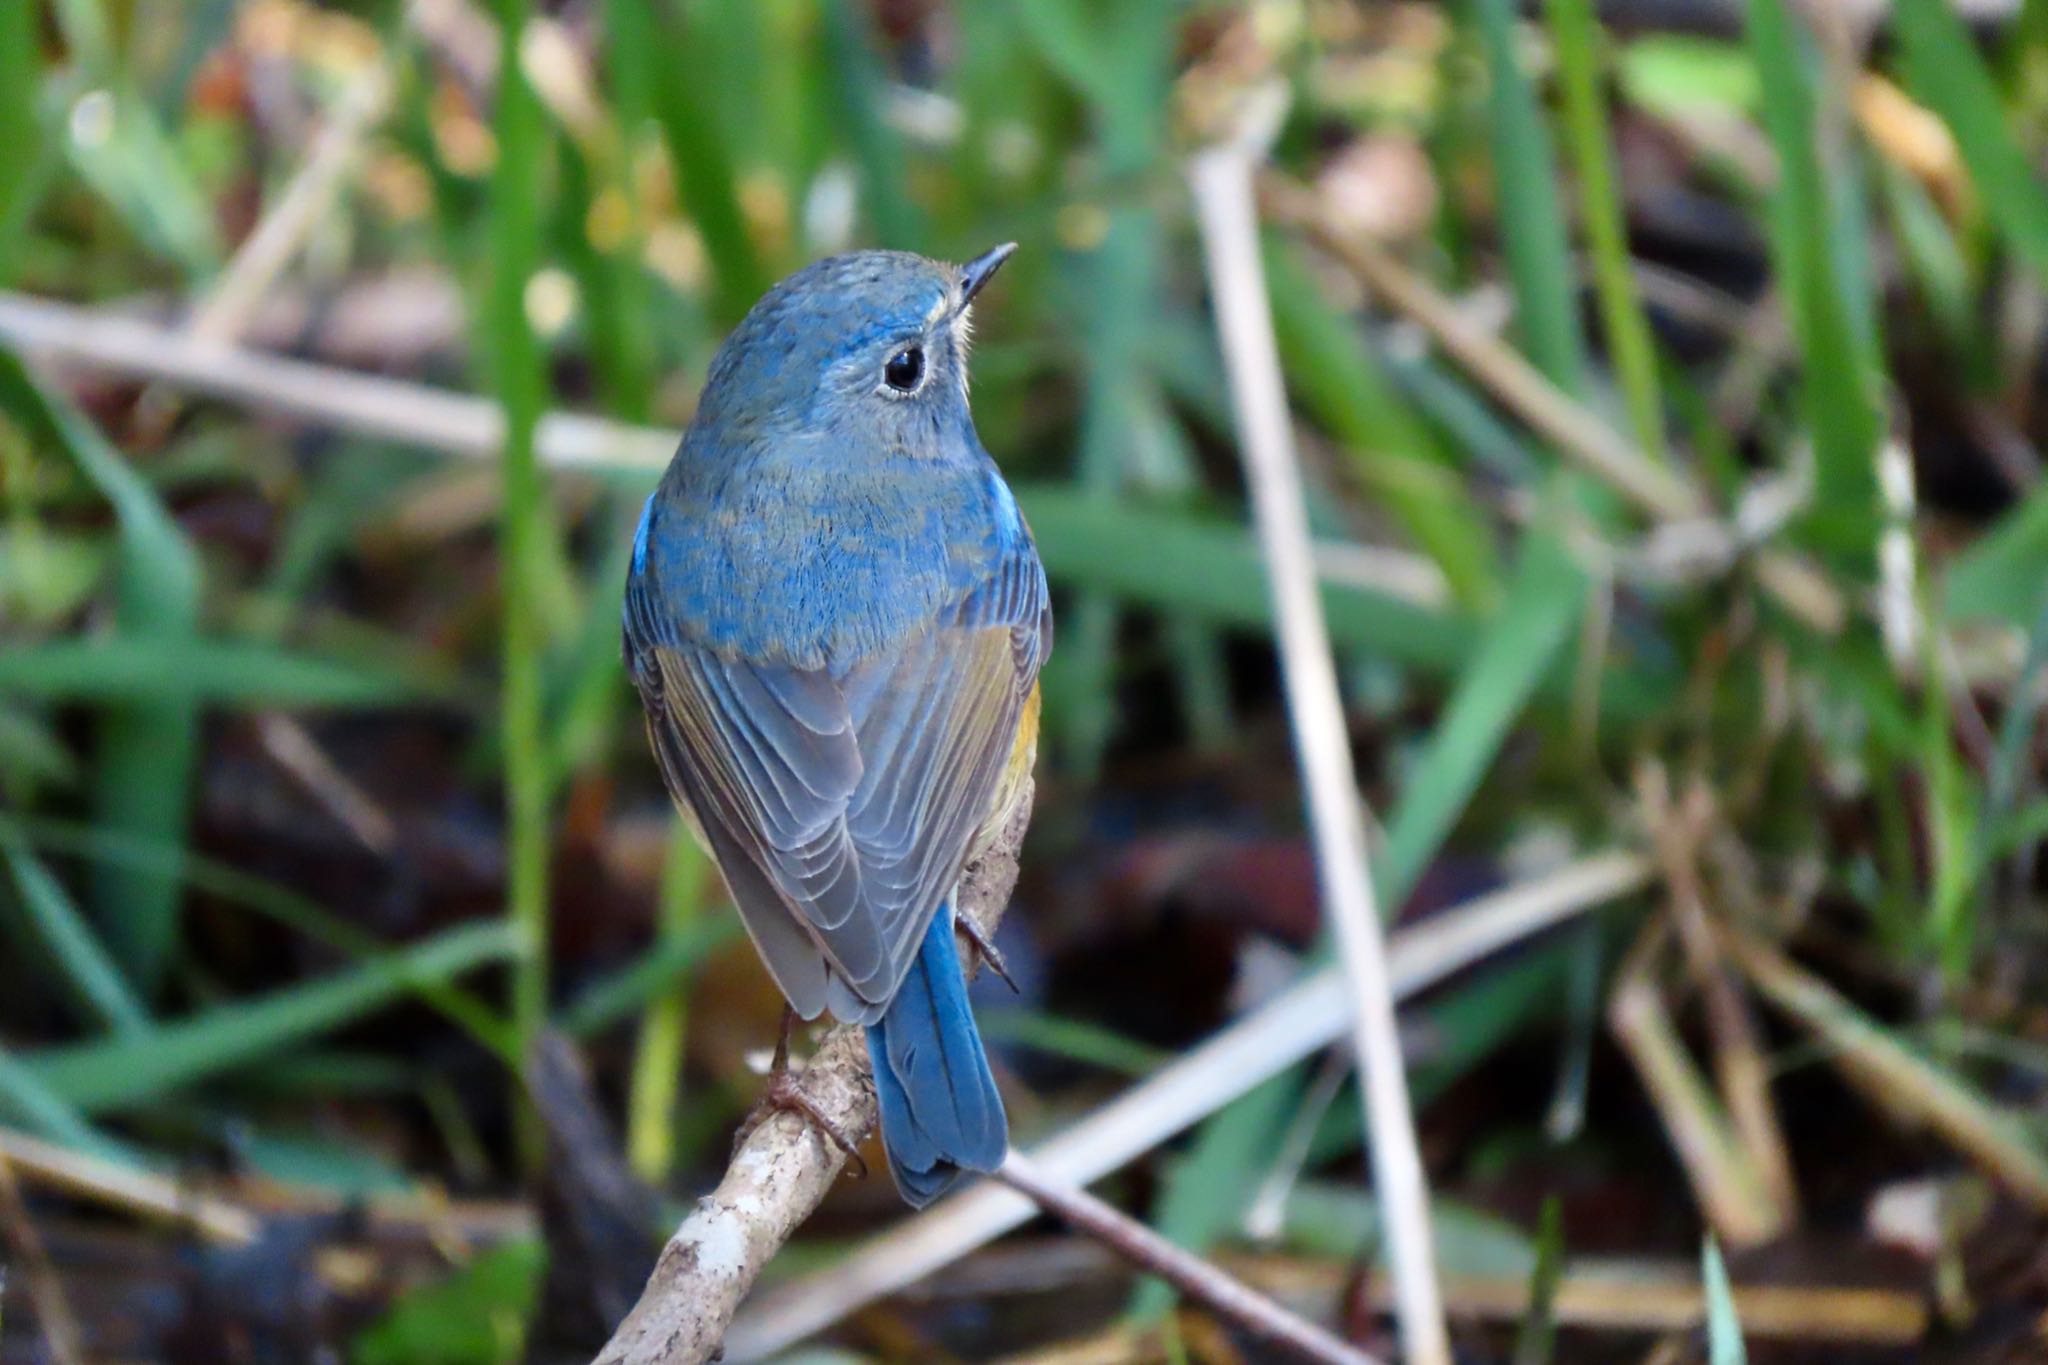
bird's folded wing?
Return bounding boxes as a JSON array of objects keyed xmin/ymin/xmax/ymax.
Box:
[{"xmin": 626, "ymin": 565, "xmax": 1046, "ymax": 1023}]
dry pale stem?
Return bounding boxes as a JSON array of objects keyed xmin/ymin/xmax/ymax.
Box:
[
  {"xmin": 1723, "ymin": 926, "xmax": 2048, "ymax": 1210},
  {"xmin": 1191, "ymin": 101, "xmax": 1451, "ymax": 1365},
  {"xmin": 1222, "ymin": 1254, "xmax": 1928, "ymax": 1346},
  {"xmin": 0, "ymin": 1129, "xmax": 258, "ymax": 1246},
  {"xmin": 1607, "ymin": 919, "xmax": 1788, "ymax": 1248},
  {"xmin": 1637, "ymin": 764, "xmax": 1798, "ymax": 1221},
  {"xmin": 0, "ymin": 1146, "xmax": 85, "ymax": 1365}
]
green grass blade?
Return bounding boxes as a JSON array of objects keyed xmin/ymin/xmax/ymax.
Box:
[
  {"xmin": 1616, "ymin": 35, "xmax": 1759, "ymax": 121},
  {"xmin": 354, "ymin": 1239, "xmax": 544, "ymax": 1365},
  {"xmin": 686, "ymin": 0, "xmax": 777, "ymax": 182},
  {"xmin": 0, "ymin": 350, "xmax": 201, "ymax": 995},
  {"xmin": 1309, "ymin": 947, "xmax": 1581, "ymax": 1164},
  {"xmin": 973, "ymin": 1010, "xmax": 1168, "ymax": 1077},
  {"xmin": 1044, "ymin": 218, "xmax": 1152, "ymax": 776},
  {"xmin": 48, "ymin": 16, "xmax": 218, "ymax": 282},
  {"xmin": 1894, "ymin": 0, "xmax": 2048, "ymax": 281},
  {"xmin": 0, "ymin": 0, "xmax": 50, "ymax": 276},
  {"xmin": 1983, "ymin": 592, "xmax": 2048, "ymax": 853},
  {"xmin": 0, "ymin": 826, "xmax": 152, "ymax": 1035},
  {"xmin": 599, "ymin": 0, "xmax": 656, "ymax": 143},
  {"xmin": 87, "ymin": 681, "xmax": 197, "ymax": 996},
  {"xmin": 6, "ymin": 814, "xmax": 514, "ymax": 1061},
  {"xmin": 480, "ymin": 0, "xmax": 557, "ymax": 1135},
  {"xmin": 1272, "ymin": 1180, "xmax": 1537, "ymax": 1276},
  {"xmin": 1162, "ymin": 613, "xmax": 1237, "ymax": 753},
  {"xmin": 1702, "ymin": 1237, "xmax": 1749, "ymax": 1365},
  {"xmin": 1266, "ymin": 240, "xmax": 1502, "ymax": 608},
  {"xmin": 1014, "ymin": 0, "xmax": 1180, "ymax": 158},
  {"xmin": 557, "ymin": 140, "xmax": 655, "ymax": 424},
  {"xmin": 1944, "ymin": 482, "xmax": 2048, "ymax": 624},
  {"xmin": 1467, "ymin": 0, "xmax": 1592, "ymax": 394},
  {"xmin": 630, "ymin": 3, "xmax": 769, "ymax": 324},
  {"xmin": 559, "ymin": 916, "xmax": 742, "ymax": 1038},
  {"xmin": 23, "ymin": 921, "xmax": 518, "ymax": 1113},
  {"xmin": 627, "ymin": 826, "xmax": 709, "ymax": 1183},
  {"xmin": 1123, "ymin": 366, "xmax": 1239, "ymax": 754},
  {"xmin": 818, "ymin": 0, "xmax": 924, "ymax": 247},
  {"xmin": 1019, "ymin": 486, "xmax": 1478, "ymax": 676},
  {"xmin": 1744, "ymin": 0, "xmax": 1884, "ymax": 568},
  {"xmin": 1381, "ymin": 342, "xmax": 1545, "ymax": 483},
  {"xmin": 1511, "ymin": 1198, "xmax": 1565, "ymax": 1365},
  {"xmin": 1378, "ymin": 532, "xmax": 1586, "ymax": 908},
  {"xmin": 1877, "ymin": 160, "xmax": 1981, "ymax": 371},
  {"xmin": 63, "ymin": 93, "xmax": 221, "ymax": 276},
  {"xmin": 0, "ymin": 2, "xmax": 31, "ymax": 198},
  {"xmin": 1011, "ymin": 0, "xmax": 1123, "ymax": 107},
  {"xmin": 0, "ymin": 638, "xmax": 446, "ymax": 706},
  {"xmin": 1131, "ymin": 1070, "xmax": 1300, "ymax": 1320},
  {"xmin": 1544, "ymin": 0, "xmax": 1669, "ymax": 461},
  {"xmin": 545, "ymin": 505, "xmax": 638, "ymax": 787},
  {"xmin": 0, "ymin": 704, "xmax": 78, "ymax": 795},
  {"xmin": 0, "ymin": 1048, "xmax": 138, "ymax": 1166}
]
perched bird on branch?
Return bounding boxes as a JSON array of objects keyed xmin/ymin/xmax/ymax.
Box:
[{"xmin": 622, "ymin": 245, "xmax": 1049, "ymax": 1205}]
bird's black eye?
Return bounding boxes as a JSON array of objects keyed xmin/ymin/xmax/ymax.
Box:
[{"xmin": 883, "ymin": 345, "xmax": 925, "ymax": 393}]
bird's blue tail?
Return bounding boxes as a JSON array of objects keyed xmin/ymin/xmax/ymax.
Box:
[{"xmin": 865, "ymin": 905, "xmax": 1008, "ymax": 1206}]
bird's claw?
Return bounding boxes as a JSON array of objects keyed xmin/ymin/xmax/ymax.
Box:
[
  {"xmin": 733, "ymin": 1008, "xmax": 868, "ymax": 1178},
  {"xmin": 733, "ymin": 1070, "xmax": 868, "ymax": 1178},
  {"xmin": 956, "ymin": 915, "xmax": 1019, "ymax": 994}
]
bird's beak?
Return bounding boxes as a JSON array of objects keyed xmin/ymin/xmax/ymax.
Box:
[{"xmin": 958, "ymin": 242, "xmax": 1018, "ymax": 307}]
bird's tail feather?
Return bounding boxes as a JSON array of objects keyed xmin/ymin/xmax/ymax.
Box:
[{"xmin": 865, "ymin": 905, "xmax": 1007, "ymax": 1207}]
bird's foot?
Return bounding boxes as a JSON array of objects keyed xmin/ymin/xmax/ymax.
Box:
[
  {"xmin": 733, "ymin": 1007, "xmax": 867, "ymax": 1177},
  {"xmin": 955, "ymin": 914, "xmax": 1019, "ymax": 994}
]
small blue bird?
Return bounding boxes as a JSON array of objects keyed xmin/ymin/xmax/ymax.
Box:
[{"xmin": 622, "ymin": 246, "xmax": 1049, "ymax": 1205}]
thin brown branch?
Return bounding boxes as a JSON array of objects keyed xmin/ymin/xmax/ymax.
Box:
[{"xmin": 994, "ymin": 1151, "xmax": 1383, "ymax": 1365}]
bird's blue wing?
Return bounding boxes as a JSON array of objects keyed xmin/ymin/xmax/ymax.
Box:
[{"xmin": 625, "ymin": 550, "xmax": 1048, "ymax": 1023}]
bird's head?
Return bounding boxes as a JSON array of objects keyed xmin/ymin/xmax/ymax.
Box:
[{"xmin": 690, "ymin": 245, "xmax": 1016, "ymax": 454}]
